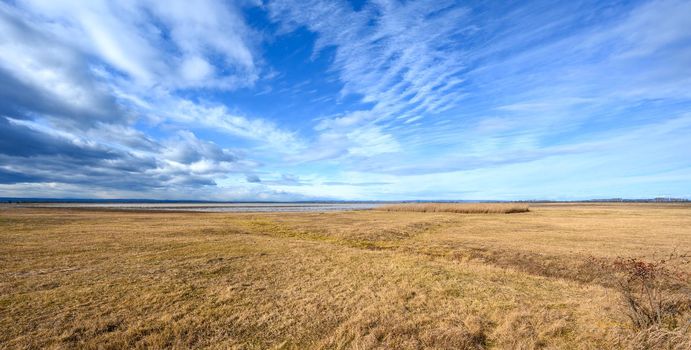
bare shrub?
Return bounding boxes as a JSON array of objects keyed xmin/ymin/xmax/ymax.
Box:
[
  {"xmin": 376, "ymin": 203, "xmax": 530, "ymax": 214},
  {"xmin": 602, "ymin": 253, "xmax": 690, "ymax": 331}
]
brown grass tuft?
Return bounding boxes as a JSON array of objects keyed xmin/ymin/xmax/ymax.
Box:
[{"xmin": 375, "ymin": 202, "xmax": 530, "ymax": 214}]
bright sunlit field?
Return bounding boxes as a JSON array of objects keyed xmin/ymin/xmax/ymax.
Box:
[{"xmin": 1, "ymin": 203, "xmax": 689, "ymax": 349}]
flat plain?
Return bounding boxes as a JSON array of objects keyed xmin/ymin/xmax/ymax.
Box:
[{"xmin": 1, "ymin": 203, "xmax": 690, "ymax": 349}]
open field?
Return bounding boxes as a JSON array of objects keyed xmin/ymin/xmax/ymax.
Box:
[{"xmin": 1, "ymin": 203, "xmax": 690, "ymax": 349}]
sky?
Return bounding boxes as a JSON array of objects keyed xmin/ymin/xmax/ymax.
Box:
[{"xmin": 0, "ymin": 0, "xmax": 690, "ymax": 201}]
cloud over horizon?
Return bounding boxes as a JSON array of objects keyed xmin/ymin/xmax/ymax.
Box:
[{"xmin": 1, "ymin": 0, "xmax": 690, "ymax": 200}]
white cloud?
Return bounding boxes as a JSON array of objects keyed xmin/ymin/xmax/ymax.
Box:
[
  {"xmin": 160, "ymin": 99, "xmax": 303, "ymax": 152},
  {"xmin": 403, "ymin": 116, "xmax": 423, "ymax": 124},
  {"xmin": 346, "ymin": 127, "xmax": 400, "ymax": 157},
  {"xmin": 268, "ymin": 0, "xmax": 470, "ymax": 161},
  {"xmin": 0, "ymin": 4, "xmax": 122, "ymax": 124},
  {"xmin": 2, "ymin": 0, "xmax": 690, "ymax": 200},
  {"xmin": 16, "ymin": 0, "xmax": 259, "ymax": 89},
  {"xmin": 3, "ymin": 0, "xmax": 303, "ymax": 153},
  {"xmin": 285, "ymin": 0, "xmax": 469, "ymax": 119},
  {"xmin": 0, "ymin": 0, "xmax": 293, "ymax": 197},
  {"xmin": 179, "ymin": 56, "xmax": 214, "ymax": 82}
]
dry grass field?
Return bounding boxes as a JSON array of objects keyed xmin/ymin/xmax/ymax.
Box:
[{"xmin": 1, "ymin": 203, "xmax": 690, "ymax": 349}]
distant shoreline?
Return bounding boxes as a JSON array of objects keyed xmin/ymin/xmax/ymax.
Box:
[{"xmin": 1, "ymin": 197, "xmax": 688, "ymax": 204}]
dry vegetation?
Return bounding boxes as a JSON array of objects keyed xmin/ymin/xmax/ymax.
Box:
[
  {"xmin": 1, "ymin": 203, "xmax": 690, "ymax": 349},
  {"xmin": 376, "ymin": 203, "xmax": 530, "ymax": 214}
]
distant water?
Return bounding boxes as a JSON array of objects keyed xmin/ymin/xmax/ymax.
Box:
[{"xmin": 20, "ymin": 202, "xmax": 382, "ymax": 212}]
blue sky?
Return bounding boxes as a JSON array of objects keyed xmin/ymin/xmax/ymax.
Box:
[{"xmin": 1, "ymin": 0, "xmax": 690, "ymax": 200}]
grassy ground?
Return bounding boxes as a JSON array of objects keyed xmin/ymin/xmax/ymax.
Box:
[{"xmin": 1, "ymin": 204, "xmax": 689, "ymax": 349}]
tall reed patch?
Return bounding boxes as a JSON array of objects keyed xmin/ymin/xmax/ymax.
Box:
[{"xmin": 376, "ymin": 203, "xmax": 530, "ymax": 214}]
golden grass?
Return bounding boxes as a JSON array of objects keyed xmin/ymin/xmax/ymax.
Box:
[
  {"xmin": 1, "ymin": 203, "xmax": 689, "ymax": 349},
  {"xmin": 376, "ymin": 202, "xmax": 530, "ymax": 214}
]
